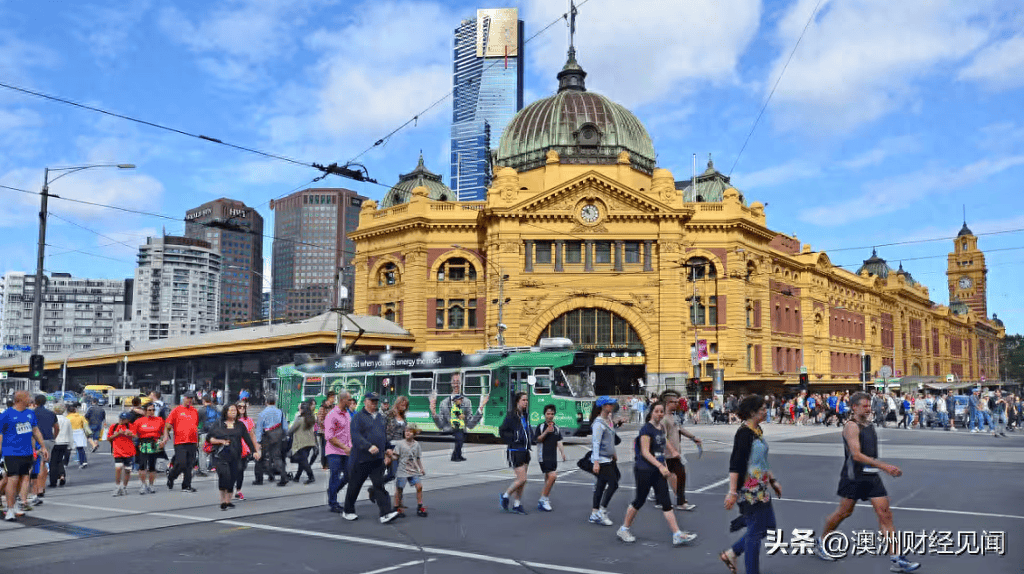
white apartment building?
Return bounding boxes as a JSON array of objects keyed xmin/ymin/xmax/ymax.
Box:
[
  {"xmin": 0, "ymin": 271, "xmax": 133, "ymax": 357},
  {"xmin": 125, "ymin": 235, "xmax": 221, "ymax": 342}
]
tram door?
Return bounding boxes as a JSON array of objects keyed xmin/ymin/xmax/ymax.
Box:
[{"xmin": 509, "ymin": 369, "xmax": 531, "ymax": 407}]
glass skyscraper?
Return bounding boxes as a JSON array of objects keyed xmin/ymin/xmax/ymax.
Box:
[{"xmin": 451, "ymin": 8, "xmax": 524, "ymax": 201}]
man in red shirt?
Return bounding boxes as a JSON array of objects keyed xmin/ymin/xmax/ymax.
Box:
[
  {"xmin": 161, "ymin": 391, "xmax": 200, "ymax": 493},
  {"xmin": 108, "ymin": 412, "xmax": 137, "ymax": 497}
]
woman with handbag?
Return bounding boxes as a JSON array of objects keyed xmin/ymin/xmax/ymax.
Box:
[
  {"xmin": 206, "ymin": 403, "xmax": 260, "ymax": 510},
  {"xmin": 233, "ymin": 402, "xmax": 257, "ymax": 500},
  {"xmin": 721, "ymin": 395, "xmax": 782, "ymax": 574},
  {"xmin": 587, "ymin": 396, "xmax": 620, "ymax": 526},
  {"xmin": 288, "ymin": 402, "xmax": 318, "ymax": 485}
]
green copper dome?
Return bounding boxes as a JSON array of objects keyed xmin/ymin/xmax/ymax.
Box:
[
  {"xmin": 380, "ymin": 155, "xmax": 454, "ymax": 208},
  {"xmin": 494, "ymin": 49, "xmax": 656, "ymax": 174}
]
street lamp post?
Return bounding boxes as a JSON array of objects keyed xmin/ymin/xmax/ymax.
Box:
[
  {"xmin": 31, "ymin": 164, "xmax": 135, "ymax": 360},
  {"xmin": 227, "ymin": 265, "xmax": 272, "ymax": 326}
]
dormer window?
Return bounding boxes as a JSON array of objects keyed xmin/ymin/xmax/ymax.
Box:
[{"xmin": 575, "ymin": 122, "xmax": 601, "ymax": 147}]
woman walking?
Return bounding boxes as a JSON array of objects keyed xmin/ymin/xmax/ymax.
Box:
[
  {"xmin": 206, "ymin": 404, "xmax": 260, "ymax": 510},
  {"xmin": 288, "ymin": 402, "xmax": 318, "ymax": 484},
  {"xmin": 234, "ymin": 402, "xmax": 257, "ymax": 500},
  {"xmin": 615, "ymin": 401, "xmax": 697, "ymax": 546},
  {"xmin": 50, "ymin": 403, "xmax": 72, "ymax": 487},
  {"xmin": 498, "ymin": 392, "xmax": 534, "ymax": 515},
  {"xmin": 131, "ymin": 403, "xmax": 164, "ymax": 495},
  {"xmin": 587, "ymin": 397, "xmax": 620, "ymax": 526},
  {"xmin": 384, "ymin": 396, "xmax": 409, "ymax": 483},
  {"xmin": 721, "ymin": 395, "xmax": 783, "ymax": 574},
  {"xmin": 316, "ymin": 392, "xmax": 335, "ymax": 470},
  {"xmin": 66, "ymin": 404, "xmax": 89, "ymax": 468}
]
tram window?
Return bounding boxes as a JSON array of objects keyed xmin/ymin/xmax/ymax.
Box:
[
  {"xmin": 435, "ymin": 372, "xmax": 456, "ymax": 396},
  {"xmin": 304, "ymin": 377, "xmax": 323, "ymax": 398},
  {"xmin": 463, "ymin": 371, "xmax": 489, "ymax": 395},
  {"xmin": 410, "ymin": 372, "xmax": 433, "ymax": 396},
  {"xmin": 533, "ymin": 368, "xmax": 552, "ymax": 394}
]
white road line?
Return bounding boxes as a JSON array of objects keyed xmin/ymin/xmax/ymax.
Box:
[
  {"xmin": 218, "ymin": 519, "xmax": 626, "ymax": 574},
  {"xmin": 774, "ymin": 497, "xmax": 1024, "ymax": 521},
  {"xmin": 692, "ymin": 477, "xmax": 729, "ymax": 493},
  {"xmin": 357, "ymin": 558, "xmax": 437, "ymax": 574}
]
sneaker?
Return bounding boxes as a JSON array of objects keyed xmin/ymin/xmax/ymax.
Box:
[
  {"xmin": 234, "ymin": 492, "xmax": 245, "ymax": 501},
  {"xmin": 380, "ymin": 511, "xmax": 399, "ymax": 524},
  {"xmin": 19, "ymin": 502, "xmax": 31, "ymax": 513},
  {"xmin": 167, "ymin": 478, "xmax": 174, "ymax": 490},
  {"xmin": 4, "ymin": 509, "xmax": 15, "ymax": 521},
  {"xmin": 58, "ymin": 477, "xmax": 65, "ymax": 487},
  {"xmin": 329, "ymin": 506, "xmax": 343, "ymax": 513},
  {"xmin": 182, "ymin": 487, "xmax": 197, "ymax": 493},
  {"xmin": 672, "ymin": 530, "xmax": 698, "ymax": 546},
  {"xmin": 139, "ymin": 486, "xmax": 148, "ymax": 496},
  {"xmin": 538, "ymin": 499, "xmax": 553, "ymax": 512},
  {"xmin": 971, "ymin": 429, "xmax": 978, "ymax": 433},
  {"xmin": 588, "ymin": 512, "xmax": 604, "ymax": 524},
  {"xmin": 417, "ymin": 506, "xmax": 428, "ymax": 517},
  {"xmin": 815, "ymin": 539, "xmax": 837, "ymax": 561},
  {"xmin": 342, "ymin": 513, "xmax": 358, "ymax": 521},
  {"xmin": 890, "ymin": 555, "xmax": 921, "ymax": 573},
  {"xmin": 113, "ymin": 487, "xmax": 122, "ymax": 497},
  {"xmin": 499, "ymin": 493, "xmax": 510, "ymax": 512},
  {"xmin": 617, "ymin": 527, "xmax": 636, "ymax": 543},
  {"xmin": 147, "ymin": 485, "xmax": 157, "ymax": 494},
  {"xmin": 29, "ymin": 496, "xmax": 42, "ymax": 506},
  {"xmin": 82, "ymin": 462, "xmax": 88, "ymax": 468},
  {"xmin": 675, "ymin": 502, "xmax": 697, "ymax": 511},
  {"xmin": 510, "ymin": 505, "xmax": 528, "ymax": 515}
]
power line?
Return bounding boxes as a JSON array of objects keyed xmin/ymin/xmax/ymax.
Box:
[
  {"xmin": 47, "ymin": 211, "xmax": 138, "ymax": 252},
  {"xmin": 728, "ymin": 0, "xmax": 824, "ymax": 176},
  {"xmin": 0, "ymin": 82, "xmax": 373, "ymax": 183}
]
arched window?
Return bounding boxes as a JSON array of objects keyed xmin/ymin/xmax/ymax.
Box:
[
  {"xmin": 685, "ymin": 257, "xmax": 716, "ymax": 281},
  {"xmin": 538, "ymin": 308, "xmax": 642, "ymax": 349},
  {"xmin": 437, "ymin": 257, "xmax": 477, "ymax": 281},
  {"xmin": 435, "ymin": 299, "xmax": 477, "ymax": 330},
  {"xmin": 377, "ymin": 262, "xmax": 400, "ymax": 286}
]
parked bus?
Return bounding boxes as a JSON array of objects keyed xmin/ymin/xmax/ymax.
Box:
[{"xmin": 276, "ymin": 338, "xmax": 597, "ymax": 437}]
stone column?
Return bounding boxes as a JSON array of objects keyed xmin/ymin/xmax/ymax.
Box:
[
  {"xmin": 643, "ymin": 241, "xmax": 653, "ymax": 272},
  {"xmin": 554, "ymin": 240, "xmax": 564, "ymax": 272},
  {"xmin": 524, "ymin": 240, "xmax": 534, "ymax": 273},
  {"xmin": 614, "ymin": 240, "xmax": 624, "ymax": 272},
  {"xmin": 584, "ymin": 240, "xmax": 593, "ymax": 272}
]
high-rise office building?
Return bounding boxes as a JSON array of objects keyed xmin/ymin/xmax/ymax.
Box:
[
  {"xmin": 451, "ymin": 8, "xmax": 524, "ymax": 201},
  {"xmin": 0, "ymin": 272, "xmax": 132, "ymax": 357},
  {"xmin": 183, "ymin": 199, "xmax": 264, "ymax": 330},
  {"xmin": 269, "ymin": 188, "xmax": 366, "ymax": 321},
  {"xmin": 124, "ymin": 236, "xmax": 221, "ymax": 342}
]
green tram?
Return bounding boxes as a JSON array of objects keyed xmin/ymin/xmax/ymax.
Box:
[{"xmin": 276, "ymin": 338, "xmax": 597, "ymax": 437}]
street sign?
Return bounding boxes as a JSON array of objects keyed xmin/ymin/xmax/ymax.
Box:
[
  {"xmin": 880, "ymin": 366, "xmax": 893, "ymax": 378},
  {"xmin": 2, "ymin": 345, "xmax": 31, "ymax": 352},
  {"xmin": 800, "ymin": 366, "xmax": 808, "ymax": 374}
]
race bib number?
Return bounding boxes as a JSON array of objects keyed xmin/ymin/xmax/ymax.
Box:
[{"xmin": 15, "ymin": 422, "xmax": 31, "ymax": 435}]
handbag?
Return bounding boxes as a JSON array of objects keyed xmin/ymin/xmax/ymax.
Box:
[{"xmin": 576, "ymin": 450, "xmax": 594, "ymax": 474}]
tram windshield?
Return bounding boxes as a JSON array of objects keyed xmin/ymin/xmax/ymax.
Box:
[{"xmin": 555, "ymin": 368, "xmax": 595, "ymax": 398}]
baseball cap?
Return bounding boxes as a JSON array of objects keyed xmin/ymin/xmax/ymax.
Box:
[
  {"xmin": 595, "ymin": 396, "xmax": 616, "ymax": 407},
  {"xmin": 364, "ymin": 392, "xmax": 380, "ymax": 401},
  {"xmin": 183, "ymin": 390, "xmax": 197, "ymax": 399},
  {"xmin": 119, "ymin": 411, "xmax": 131, "ymax": 420}
]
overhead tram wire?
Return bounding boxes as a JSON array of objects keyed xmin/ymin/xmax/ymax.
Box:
[
  {"xmin": 46, "ymin": 211, "xmax": 140, "ymax": 252},
  {"xmin": 727, "ymin": 0, "xmax": 824, "ymax": 177},
  {"xmin": 346, "ymin": 0, "xmax": 596, "ymax": 165},
  {"xmin": 0, "ymin": 81, "xmax": 374, "ymax": 184}
]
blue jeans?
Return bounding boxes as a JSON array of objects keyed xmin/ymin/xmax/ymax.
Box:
[
  {"xmin": 937, "ymin": 412, "xmax": 949, "ymax": 428},
  {"xmin": 731, "ymin": 501, "xmax": 776, "ymax": 574},
  {"xmin": 326, "ymin": 454, "xmax": 349, "ymax": 509}
]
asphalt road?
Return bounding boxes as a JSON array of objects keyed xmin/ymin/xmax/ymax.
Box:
[{"xmin": 3, "ymin": 423, "xmax": 1021, "ymax": 574}]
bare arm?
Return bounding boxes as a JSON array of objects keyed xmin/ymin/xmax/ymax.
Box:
[
  {"xmin": 640, "ymin": 434, "xmax": 667, "ymax": 475},
  {"xmin": 32, "ymin": 427, "xmax": 49, "ymax": 461}
]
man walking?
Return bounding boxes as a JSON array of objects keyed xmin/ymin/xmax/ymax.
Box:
[
  {"xmin": 198, "ymin": 395, "xmax": 220, "ymax": 474},
  {"xmin": 324, "ymin": 392, "xmax": 352, "ymax": 513},
  {"xmin": 660, "ymin": 390, "xmax": 701, "ymax": 511},
  {"xmin": 162, "ymin": 391, "xmax": 200, "ymax": 493},
  {"xmin": 814, "ymin": 392, "xmax": 920, "ymax": 572},
  {"xmin": 1, "ymin": 391, "xmax": 50, "ymax": 521},
  {"xmin": 85, "ymin": 398, "xmax": 106, "ymax": 453},
  {"xmin": 32, "ymin": 394, "xmax": 58, "ymax": 503},
  {"xmin": 255, "ymin": 393, "xmax": 287, "ymax": 486},
  {"xmin": 342, "ymin": 392, "xmax": 398, "ymax": 523}
]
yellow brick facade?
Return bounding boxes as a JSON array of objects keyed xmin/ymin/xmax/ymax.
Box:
[{"xmin": 350, "ymin": 150, "xmax": 1004, "ymax": 397}]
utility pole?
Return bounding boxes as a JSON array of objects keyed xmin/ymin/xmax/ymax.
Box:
[{"xmin": 30, "ymin": 168, "xmax": 50, "ymax": 357}]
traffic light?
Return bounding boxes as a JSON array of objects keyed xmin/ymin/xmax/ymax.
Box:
[
  {"xmin": 29, "ymin": 354, "xmax": 44, "ymax": 381},
  {"xmin": 798, "ymin": 372, "xmax": 809, "ymax": 390}
]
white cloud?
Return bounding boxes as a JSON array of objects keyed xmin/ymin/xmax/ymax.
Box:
[
  {"xmin": 766, "ymin": 0, "xmax": 995, "ymax": 134},
  {"xmin": 838, "ymin": 135, "xmax": 921, "ymax": 170},
  {"xmin": 799, "ymin": 154, "xmax": 1024, "ymax": 225},
  {"xmin": 69, "ymin": 1, "xmax": 153, "ymax": 61},
  {"xmin": 735, "ymin": 159, "xmax": 821, "ymax": 189},
  {"xmin": 959, "ymin": 35, "xmax": 1024, "ymax": 90},
  {"xmin": 524, "ymin": 0, "xmax": 762, "ymax": 109}
]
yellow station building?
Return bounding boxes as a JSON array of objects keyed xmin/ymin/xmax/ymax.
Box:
[{"xmin": 351, "ymin": 49, "xmax": 1004, "ymax": 397}]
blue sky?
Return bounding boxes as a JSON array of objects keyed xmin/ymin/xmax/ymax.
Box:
[{"xmin": 1, "ymin": 0, "xmax": 1022, "ymax": 333}]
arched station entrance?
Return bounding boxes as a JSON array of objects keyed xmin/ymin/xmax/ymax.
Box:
[{"xmin": 536, "ymin": 308, "xmax": 646, "ymax": 395}]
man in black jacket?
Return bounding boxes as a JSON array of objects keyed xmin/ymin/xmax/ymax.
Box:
[{"xmin": 342, "ymin": 392, "xmax": 398, "ymax": 524}]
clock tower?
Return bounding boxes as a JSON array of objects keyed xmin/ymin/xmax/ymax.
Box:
[{"xmin": 947, "ymin": 222, "xmax": 988, "ymax": 317}]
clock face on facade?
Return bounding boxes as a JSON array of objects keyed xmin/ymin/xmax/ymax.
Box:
[
  {"xmin": 580, "ymin": 204, "xmax": 600, "ymax": 223},
  {"xmin": 958, "ymin": 277, "xmax": 973, "ymax": 289}
]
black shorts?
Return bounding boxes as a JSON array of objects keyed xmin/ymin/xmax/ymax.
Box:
[
  {"xmin": 2, "ymin": 455, "xmax": 33, "ymax": 477},
  {"xmin": 114, "ymin": 456, "xmax": 134, "ymax": 467},
  {"xmin": 837, "ymin": 473, "xmax": 887, "ymax": 501},
  {"xmin": 507, "ymin": 450, "xmax": 530, "ymax": 468},
  {"xmin": 538, "ymin": 459, "xmax": 557, "ymax": 474},
  {"xmin": 136, "ymin": 452, "xmax": 159, "ymax": 472}
]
